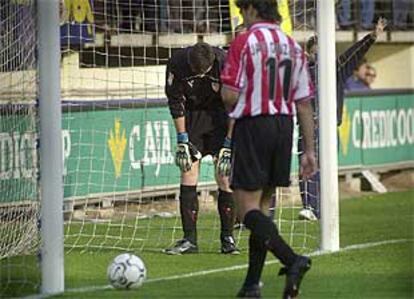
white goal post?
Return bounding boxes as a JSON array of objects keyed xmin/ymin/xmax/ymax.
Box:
[
  {"xmin": 37, "ymin": 0, "xmax": 64, "ymax": 295},
  {"xmin": 317, "ymin": 0, "xmax": 340, "ymax": 252}
]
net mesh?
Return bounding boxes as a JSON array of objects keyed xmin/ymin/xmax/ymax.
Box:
[
  {"xmin": 0, "ymin": 0, "xmax": 40, "ymax": 296},
  {"xmin": 61, "ymin": 0, "xmax": 319, "ymax": 254},
  {"xmin": 1, "ymin": 1, "xmax": 320, "ymax": 296}
]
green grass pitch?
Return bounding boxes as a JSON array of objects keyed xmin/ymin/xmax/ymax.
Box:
[{"xmin": 2, "ymin": 190, "xmax": 413, "ymax": 298}]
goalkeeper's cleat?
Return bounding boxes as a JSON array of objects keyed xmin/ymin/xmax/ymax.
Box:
[
  {"xmin": 163, "ymin": 239, "xmax": 198, "ymax": 255},
  {"xmin": 236, "ymin": 284, "xmax": 261, "ymax": 298},
  {"xmin": 298, "ymin": 208, "xmax": 318, "ymax": 221},
  {"xmin": 279, "ymin": 255, "xmax": 312, "ymax": 299},
  {"xmin": 221, "ymin": 236, "xmax": 240, "ymax": 255}
]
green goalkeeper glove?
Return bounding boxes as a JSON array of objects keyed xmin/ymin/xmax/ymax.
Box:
[
  {"xmin": 175, "ymin": 133, "xmax": 202, "ymax": 172},
  {"xmin": 217, "ymin": 137, "xmax": 232, "ymax": 177}
]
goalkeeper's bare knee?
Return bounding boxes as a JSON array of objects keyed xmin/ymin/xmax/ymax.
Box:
[
  {"xmin": 215, "ymin": 174, "xmax": 231, "ymax": 192},
  {"xmin": 181, "ymin": 161, "xmax": 200, "ymax": 185}
]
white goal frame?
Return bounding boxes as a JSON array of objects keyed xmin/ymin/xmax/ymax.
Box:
[
  {"xmin": 317, "ymin": 0, "xmax": 340, "ymax": 252},
  {"xmin": 34, "ymin": 0, "xmax": 340, "ymax": 295},
  {"xmin": 38, "ymin": 0, "xmax": 64, "ymax": 295}
]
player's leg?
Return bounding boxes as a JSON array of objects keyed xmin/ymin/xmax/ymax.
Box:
[
  {"xmin": 168, "ymin": 0, "xmax": 182, "ymax": 33},
  {"xmin": 298, "ymin": 131, "xmax": 319, "ymax": 221},
  {"xmin": 393, "ymin": 0, "xmax": 409, "ymax": 29},
  {"xmin": 206, "ymin": 110, "xmax": 239, "ymax": 254},
  {"xmin": 259, "ymin": 187, "xmax": 299, "ymax": 263},
  {"xmin": 263, "ymin": 192, "xmax": 276, "ymax": 220},
  {"xmin": 269, "ymin": 116, "xmax": 312, "ymax": 298},
  {"xmin": 164, "ymin": 111, "xmax": 208, "ymax": 254},
  {"xmin": 179, "ymin": 161, "xmax": 200, "ymax": 244},
  {"xmin": 239, "ymin": 187, "xmax": 296, "ymax": 292},
  {"xmin": 215, "ymin": 172, "xmax": 239, "ymax": 254},
  {"xmin": 298, "ymin": 173, "xmax": 320, "ymax": 221},
  {"xmin": 337, "ymin": 0, "xmax": 353, "ymax": 28},
  {"xmin": 360, "ymin": 0, "xmax": 375, "ymax": 30},
  {"xmin": 192, "ymin": 0, "xmax": 206, "ymax": 32},
  {"xmin": 236, "ymin": 189, "xmax": 268, "ymax": 296},
  {"xmin": 258, "ymin": 188, "xmax": 313, "ymax": 299},
  {"xmin": 302, "ymin": 171, "xmax": 320, "ymax": 214},
  {"xmin": 231, "ymin": 116, "xmax": 276, "ymax": 296},
  {"xmin": 234, "ymin": 188, "xmax": 263, "ymax": 297},
  {"xmin": 236, "ymin": 186, "xmax": 306, "ymax": 298},
  {"xmin": 164, "ymin": 160, "xmax": 200, "ymax": 255}
]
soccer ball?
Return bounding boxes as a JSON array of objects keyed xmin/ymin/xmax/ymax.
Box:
[{"xmin": 107, "ymin": 253, "xmax": 147, "ymax": 289}]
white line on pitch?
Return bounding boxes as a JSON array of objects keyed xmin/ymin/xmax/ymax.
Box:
[
  {"xmin": 25, "ymin": 238, "xmax": 413, "ymax": 298},
  {"xmin": 147, "ymin": 238, "xmax": 414, "ymax": 283}
]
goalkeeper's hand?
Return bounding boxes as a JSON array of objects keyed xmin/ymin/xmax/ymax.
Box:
[
  {"xmin": 175, "ymin": 133, "xmax": 202, "ymax": 172},
  {"xmin": 217, "ymin": 137, "xmax": 232, "ymax": 177}
]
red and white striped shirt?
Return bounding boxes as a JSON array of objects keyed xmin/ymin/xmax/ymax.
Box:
[{"xmin": 221, "ymin": 22, "xmax": 314, "ymax": 119}]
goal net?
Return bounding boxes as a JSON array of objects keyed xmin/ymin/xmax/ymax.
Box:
[
  {"xmin": 0, "ymin": 0, "xmax": 40, "ymax": 296},
  {"xmin": 61, "ymin": 0, "xmax": 319, "ymax": 255},
  {"xmin": 1, "ymin": 0, "xmax": 320, "ymax": 296}
]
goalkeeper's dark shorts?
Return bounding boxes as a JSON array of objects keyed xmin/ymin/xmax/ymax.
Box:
[
  {"xmin": 230, "ymin": 115, "xmax": 294, "ymax": 191},
  {"xmin": 186, "ymin": 110, "xmax": 227, "ymax": 157}
]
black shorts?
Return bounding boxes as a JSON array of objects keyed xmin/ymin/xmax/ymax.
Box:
[
  {"xmin": 230, "ymin": 115, "xmax": 294, "ymax": 191},
  {"xmin": 186, "ymin": 110, "xmax": 227, "ymax": 157}
]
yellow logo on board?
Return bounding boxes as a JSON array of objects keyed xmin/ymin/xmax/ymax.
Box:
[
  {"xmin": 108, "ymin": 119, "xmax": 127, "ymax": 178},
  {"xmin": 338, "ymin": 105, "xmax": 351, "ymax": 156},
  {"xmin": 63, "ymin": 0, "xmax": 94, "ymax": 34}
]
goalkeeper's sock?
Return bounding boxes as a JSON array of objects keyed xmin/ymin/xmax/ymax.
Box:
[
  {"xmin": 244, "ymin": 210, "xmax": 297, "ymax": 267},
  {"xmin": 243, "ymin": 233, "xmax": 267, "ymax": 287},
  {"xmin": 217, "ymin": 189, "xmax": 235, "ymax": 239},
  {"xmin": 179, "ymin": 185, "xmax": 198, "ymax": 244}
]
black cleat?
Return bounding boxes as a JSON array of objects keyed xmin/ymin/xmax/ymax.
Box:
[
  {"xmin": 163, "ymin": 239, "xmax": 198, "ymax": 255},
  {"xmin": 236, "ymin": 284, "xmax": 261, "ymax": 298},
  {"xmin": 279, "ymin": 255, "xmax": 312, "ymax": 299},
  {"xmin": 221, "ymin": 236, "xmax": 240, "ymax": 255}
]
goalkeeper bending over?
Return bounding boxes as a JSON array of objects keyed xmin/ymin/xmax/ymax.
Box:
[{"xmin": 163, "ymin": 42, "xmax": 239, "ymax": 255}]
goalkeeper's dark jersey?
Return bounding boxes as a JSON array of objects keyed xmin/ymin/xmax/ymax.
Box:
[{"xmin": 165, "ymin": 46, "xmax": 226, "ymax": 119}]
